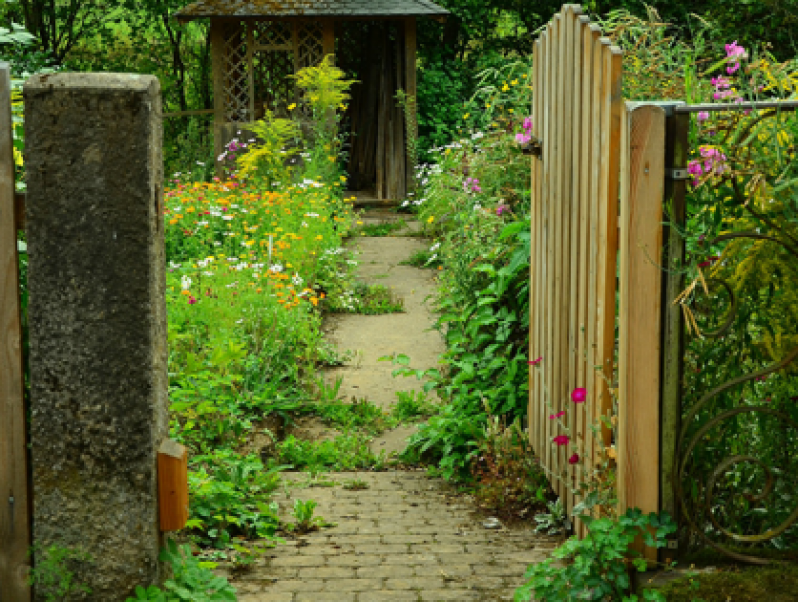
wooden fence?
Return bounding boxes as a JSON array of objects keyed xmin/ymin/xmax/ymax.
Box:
[
  {"xmin": 0, "ymin": 62, "xmax": 31, "ymax": 601},
  {"xmin": 528, "ymin": 5, "xmax": 667, "ymax": 558}
]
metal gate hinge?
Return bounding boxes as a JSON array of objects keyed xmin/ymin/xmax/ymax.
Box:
[
  {"xmin": 521, "ymin": 136, "xmax": 543, "ymax": 157},
  {"xmin": 665, "ymin": 168, "xmax": 690, "ymax": 180}
]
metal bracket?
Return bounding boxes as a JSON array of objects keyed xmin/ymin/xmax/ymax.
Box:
[
  {"xmin": 665, "ymin": 168, "xmax": 690, "ymax": 181},
  {"xmin": 521, "ymin": 136, "xmax": 543, "ymax": 158},
  {"xmin": 666, "ymin": 540, "xmax": 679, "ymax": 550}
]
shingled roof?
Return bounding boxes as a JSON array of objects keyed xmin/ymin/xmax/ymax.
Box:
[{"xmin": 175, "ymin": 0, "xmax": 450, "ymax": 21}]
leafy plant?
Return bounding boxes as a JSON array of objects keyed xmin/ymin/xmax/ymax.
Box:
[
  {"xmin": 283, "ymin": 499, "xmax": 329, "ymax": 533},
  {"xmin": 359, "ymin": 219, "xmax": 407, "ymax": 237},
  {"xmin": 273, "ymin": 433, "xmax": 388, "ymax": 472},
  {"xmin": 126, "ymin": 540, "xmax": 236, "ymax": 602},
  {"xmin": 28, "ymin": 544, "xmax": 92, "ymax": 601},
  {"xmin": 515, "ymin": 509, "xmax": 678, "ymax": 602},
  {"xmin": 392, "ymin": 390, "xmax": 439, "ymax": 422},
  {"xmin": 534, "ymin": 499, "xmax": 568, "ymax": 536},
  {"xmin": 342, "ymin": 478, "xmax": 370, "ymax": 491}
]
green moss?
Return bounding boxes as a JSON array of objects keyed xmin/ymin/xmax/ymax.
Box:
[{"xmin": 656, "ymin": 564, "xmax": 798, "ymax": 602}]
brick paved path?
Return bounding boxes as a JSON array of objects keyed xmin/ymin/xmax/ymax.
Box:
[{"xmin": 223, "ymin": 471, "xmax": 558, "ymax": 601}]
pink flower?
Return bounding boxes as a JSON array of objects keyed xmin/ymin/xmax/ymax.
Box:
[
  {"xmin": 496, "ymin": 204, "xmax": 510, "ymax": 216},
  {"xmin": 188, "ymin": 296, "xmax": 197, "ymax": 305},
  {"xmin": 568, "ymin": 453, "xmax": 580, "ymax": 465},
  {"xmin": 523, "ymin": 117, "xmax": 533, "ymax": 131},
  {"xmin": 549, "ymin": 411, "xmax": 566, "ymax": 420},
  {"xmin": 515, "ymin": 132, "xmax": 532, "ymax": 145},
  {"xmin": 697, "ymin": 111, "xmax": 709, "ymax": 122},
  {"xmin": 571, "ymin": 388, "xmax": 587, "ymax": 403},
  {"xmin": 528, "ymin": 356, "xmax": 543, "ymax": 366},
  {"xmin": 553, "ymin": 435, "xmax": 570, "ymax": 446}
]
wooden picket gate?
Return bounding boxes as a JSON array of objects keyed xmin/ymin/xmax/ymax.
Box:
[{"xmin": 528, "ymin": 4, "xmax": 668, "ymax": 556}]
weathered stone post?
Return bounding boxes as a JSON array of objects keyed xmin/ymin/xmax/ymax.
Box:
[{"xmin": 24, "ymin": 73, "xmax": 168, "ymax": 599}]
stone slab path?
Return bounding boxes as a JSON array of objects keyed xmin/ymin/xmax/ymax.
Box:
[{"xmin": 223, "ymin": 218, "xmax": 557, "ymax": 600}]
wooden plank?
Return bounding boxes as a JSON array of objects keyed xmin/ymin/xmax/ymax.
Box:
[
  {"xmin": 0, "ymin": 62, "xmax": 32, "ymax": 602},
  {"xmin": 574, "ymin": 16, "xmax": 593, "ymax": 536},
  {"xmin": 247, "ymin": 23, "xmax": 255, "ymax": 121},
  {"xmin": 14, "ymin": 191, "xmax": 25, "ymax": 232},
  {"xmin": 598, "ymin": 45, "xmax": 623, "ymax": 446},
  {"xmin": 529, "ymin": 37, "xmax": 540, "ymax": 453},
  {"xmin": 322, "ymin": 18, "xmax": 336, "ymax": 58},
  {"xmin": 566, "ymin": 10, "xmax": 584, "ymax": 512},
  {"xmin": 618, "ymin": 103, "xmax": 666, "ymax": 562},
  {"xmin": 585, "ymin": 27, "xmax": 603, "ymax": 512},
  {"xmin": 210, "ymin": 19, "xmax": 227, "ymax": 179},
  {"xmin": 546, "ymin": 15, "xmax": 560, "ymax": 495},
  {"xmin": 158, "ymin": 440, "xmax": 189, "ymax": 532},
  {"xmin": 404, "ymin": 17, "xmax": 418, "ymax": 192},
  {"xmin": 534, "ymin": 32, "xmax": 548, "ymax": 465}
]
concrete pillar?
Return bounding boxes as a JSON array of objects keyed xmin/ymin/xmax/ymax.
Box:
[{"xmin": 24, "ymin": 73, "xmax": 168, "ymax": 599}]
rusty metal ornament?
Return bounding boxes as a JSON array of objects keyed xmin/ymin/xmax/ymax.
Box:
[{"xmin": 676, "ymin": 234, "xmax": 798, "ymax": 564}]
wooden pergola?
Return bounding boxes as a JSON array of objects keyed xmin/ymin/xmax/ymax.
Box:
[{"xmin": 175, "ymin": 0, "xmax": 449, "ymax": 201}]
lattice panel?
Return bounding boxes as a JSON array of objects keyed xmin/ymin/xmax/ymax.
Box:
[
  {"xmin": 254, "ymin": 48, "xmax": 295, "ymax": 114},
  {"xmin": 253, "ymin": 21, "xmax": 293, "ymax": 49},
  {"xmin": 297, "ymin": 22, "xmax": 324, "ymax": 70},
  {"xmin": 222, "ymin": 21, "xmax": 251, "ymax": 123}
]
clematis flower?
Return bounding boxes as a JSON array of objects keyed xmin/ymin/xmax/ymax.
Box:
[
  {"xmin": 553, "ymin": 435, "xmax": 570, "ymax": 446},
  {"xmin": 550, "ymin": 411, "xmax": 566, "ymax": 420},
  {"xmin": 571, "ymin": 388, "xmax": 587, "ymax": 403},
  {"xmin": 568, "ymin": 453, "xmax": 580, "ymax": 465}
]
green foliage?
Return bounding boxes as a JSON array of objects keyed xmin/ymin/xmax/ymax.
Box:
[
  {"xmin": 272, "ymin": 433, "xmax": 387, "ymax": 472},
  {"xmin": 126, "ymin": 540, "xmax": 237, "ymax": 602},
  {"xmin": 325, "ymin": 282, "xmax": 405, "ymax": 315},
  {"xmin": 391, "ymin": 390, "xmax": 439, "ymax": 422},
  {"xmin": 187, "ymin": 450, "xmax": 284, "ymax": 549},
  {"xmin": 534, "ymin": 499, "xmax": 568, "ymax": 536},
  {"xmin": 515, "ymin": 510, "xmax": 677, "ymax": 602},
  {"xmin": 654, "ymin": 563, "xmax": 798, "ymax": 602},
  {"xmin": 293, "ymin": 54, "xmax": 357, "ymax": 124},
  {"xmin": 283, "ymin": 499, "xmax": 329, "ymax": 533},
  {"xmin": 358, "ymin": 219, "xmax": 407, "ymax": 237},
  {"xmin": 234, "ymin": 111, "xmax": 301, "ymax": 187},
  {"xmin": 28, "ymin": 545, "xmax": 92, "ymax": 601},
  {"xmin": 399, "ymin": 248, "xmax": 443, "ymax": 269},
  {"xmin": 315, "ymin": 398, "xmax": 396, "ymax": 434}
]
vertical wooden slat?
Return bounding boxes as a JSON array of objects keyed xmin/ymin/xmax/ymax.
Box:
[
  {"xmin": 597, "ymin": 44, "xmax": 623, "ymax": 446},
  {"xmin": 618, "ymin": 103, "xmax": 666, "ymax": 562},
  {"xmin": 0, "ymin": 62, "xmax": 32, "ymax": 602},
  {"xmin": 585, "ymin": 28, "xmax": 604, "ymax": 513},
  {"xmin": 546, "ymin": 15, "xmax": 562, "ymax": 496},
  {"xmin": 322, "ymin": 18, "xmax": 336, "ymax": 58},
  {"xmin": 529, "ymin": 37, "xmax": 541, "ymax": 453},
  {"xmin": 574, "ymin": 17, "xmax": 594, "ymax": 537},
  {"xmin": 530, "ymin": 30, "xmax": 550, "ymax": 460},
  {"xmin": 247, "ymin": 22, "xmax": 255, "ymax": 121},
  {"xmin": 404, "ymin": 17, "xmax": 418, "ymax": 192},
  {"xmin": 211, "ymin": 19, "xmax": 226, "ymax": 179}
]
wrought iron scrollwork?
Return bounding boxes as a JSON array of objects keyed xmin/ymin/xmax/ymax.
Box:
[{"xmin": 676, "ymin": 233, "xmax": 798, "ymax": 564}]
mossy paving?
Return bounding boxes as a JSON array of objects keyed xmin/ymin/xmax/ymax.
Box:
[
  {"xmin": 221, "ymin": 472, "xmax": 559, "ymax": 601},
  {"xmin": 220, "ymin": 225, "xmax": 558, "ymax": 600}
]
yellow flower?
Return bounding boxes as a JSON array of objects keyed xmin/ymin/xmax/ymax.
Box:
[
  {"xmin": 288, "ymin": 103, "xmax": 297, "ymax": 110},
  {"xmin": 511, "ymin": 79, "xmax": 518, "ymax": 86},
  {"xmin": 328, "ymin": 156, "xmax": 336, "ymax": 162},
  {"xmin": 502, "ymin": 84, "xmax": 509, "ymax": 92},
  {"xmin": 427, "ymin": 216, "xmax": 434, "ymax": 224},
  {"xmin": 508, "ymin": 109, "xmax": 514, "ymax": 113},
  {"xmin": 462, "ymin": 113, "xmax": 470, "ymax": 120},
  {"xmin": 486, "ymin": 103, "xmax": 491, "ymax": 108}
]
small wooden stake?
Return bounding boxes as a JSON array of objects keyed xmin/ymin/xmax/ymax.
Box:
[{"xmin": 158, "ymin": 439, "xmax": 189, "ymax": 532}]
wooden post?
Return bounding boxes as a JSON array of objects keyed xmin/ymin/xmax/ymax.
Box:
[
  {"xmin": 0, "ymin": 61, "xmax": 32, "ymax": 602},
  {"xmin": 322, "ymin": 18, "xmax": 335, "ymax": 58},
  {"xmin": 660, "ymin": 105, "xmax": 689, "ymax": 561},
  {"xmin": 404, "ymin": 17, "xmax": 418, "ymax": 193},
  {"xmin": 618, "ymin": 103, "xmax": 667, "ymax": 563},
  {"xmin": 158, "ymin": 440, "xmax": 189, "ymax": 532},
  {"xmin": 210, "ymin": 18, "xmax": 226, "ymax": 179}
]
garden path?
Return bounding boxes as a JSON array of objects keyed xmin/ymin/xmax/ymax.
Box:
[{"xmin": 223, "ymin": 216, "xmax": 557, "ymax": 600}]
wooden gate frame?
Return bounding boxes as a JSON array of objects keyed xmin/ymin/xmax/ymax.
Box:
[{"xmin": 0, "ymin": 61, "xmax": 32, "ymax": 602}]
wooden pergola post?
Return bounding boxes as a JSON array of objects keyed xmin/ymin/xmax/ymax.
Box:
[
  {"xmin": 210, "ymin": 18, "xmax": 226, "ymax": 179},
  {"xmin": 404, "ymin": 17, "xmax": 418, "ymax": 192}
]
